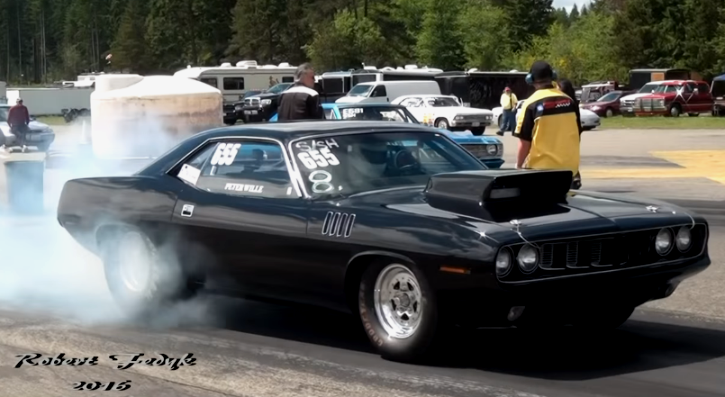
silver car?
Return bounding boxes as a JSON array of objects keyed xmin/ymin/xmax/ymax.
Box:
[{"xmin": 0, "ymin": 105, "xmax": 55, "ymax": 151}]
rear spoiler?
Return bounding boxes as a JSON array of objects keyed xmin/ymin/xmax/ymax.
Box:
[{"xmin": 424, "ymin": 169, "xmax": 573, "ymax": 210}]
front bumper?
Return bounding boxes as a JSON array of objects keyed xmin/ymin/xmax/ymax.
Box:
[
  {"xmin": 634, "ymin": 109, "xmax": 668, "ymax": 116},
  {"xmin": 239, "ymin": 105, "xmax": 274, "ymax": 122},
  {"xmin": 450, "ymin": 119, "xmax": 492, "ymax": 129},
  {"xmin": 436, "ymin": 254, "xmax": 710, "ymax": 328},
  {"xmin": 620, "ymin": 105, "xmax": 635, "ymax": 117}
]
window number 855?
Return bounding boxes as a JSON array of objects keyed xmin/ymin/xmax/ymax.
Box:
[{"xmin": 297, "ymin": 148, "xmax": 339, "ymax": 169}]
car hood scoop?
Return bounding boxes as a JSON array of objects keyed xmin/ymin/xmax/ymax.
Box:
[{"xmin": 425, "ymin": 169, "xmax": 572, "ymax": 207}]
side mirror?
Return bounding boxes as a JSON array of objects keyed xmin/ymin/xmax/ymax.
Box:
[{"xmin": 694, "ymin": 88, "xmax": 699, "ymax": 94}]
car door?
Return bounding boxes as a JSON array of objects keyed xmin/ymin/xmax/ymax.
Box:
[
  {"xmin": 169, "ymin": 137, "xmax": 317, "ymax": 303},
  {"xmin": 697, "ymin": 82, "xmax": 713, "ymax": 113}
]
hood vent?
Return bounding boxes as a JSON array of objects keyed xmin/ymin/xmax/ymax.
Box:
[{"xmin": 424, "ymin": 169, "xmax": 573, "ymax": 213}]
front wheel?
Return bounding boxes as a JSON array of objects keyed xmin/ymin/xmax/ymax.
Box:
[
  {"xmin": 100, "ymin": 226, "xmax": 197, "ymax": 318},
  {"xmin": 669, "ymin": 104, "xmax": 681, "ymax": 117},
  {"xmin": 605, "ymin": 108, "xmax": 614, "ymax": 117},
  {"xmin": 434, "ymin": 118, "xmax": 449, "ymax": 130},
  {"xmin": 358, "ymin": 261, "xmax": 439, "ymax": 362}
]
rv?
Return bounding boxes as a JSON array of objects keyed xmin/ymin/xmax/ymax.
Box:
[
  {"xmin": 435, "ymin": 70, "xmax": 531, "ymax": 110},
  {"xmin": 350, "ymin": 65, "xmax": 443, "ymax": 87},
  {"xmin": 174, "ymin": 60, "xmax": 298, "ymax": 124}
]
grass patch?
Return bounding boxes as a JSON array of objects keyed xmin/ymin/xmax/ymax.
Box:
[
  {"xmin": 600, "ymin": 115, "xmax": 725, "ymax": 129},
  {"xmin": 35, "ymin": 116, "xmax": 66, "ymax": 126}
]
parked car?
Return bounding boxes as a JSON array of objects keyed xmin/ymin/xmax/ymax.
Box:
[
  {"xmin": 493, "ymin": 100, "xmax": 601, "ymax": 131},
  {"xmin": 634, "ymin": 80, "xmax": 713, "ymax": 117},
  {"xmin": 270, "ymin": 102, "xmax": 504, "ymax": 168},
  {"xmin": 580, "ymin": 90, "xmax": 632, "ymax": 117},
  {"xmin": 391, "ymin": 94, "xmax": 493, "ymax": 136},
  {"xmin": 712, "ymin": 74, "xmax": 725, "ymax": 116},
  {"xmin": 235, "ymin": 83, "xmax": 293, "ymax": 123},
  {"xmin": 56, "ymin": 121, "xmax": 711, "ymax": 362},
  {"xmin": 0, "ymin": 106, "xmax": 55, "ymax": 151},
  {"xmin": 619, "ymin": 81, "xmax": 668, "ymax": 117}
]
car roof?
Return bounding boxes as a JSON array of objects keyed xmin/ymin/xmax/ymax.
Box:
[
  {"xmin": 195, "ymin": 120, "xmax": 433, "ymax": 142},
  {"xmin": 138, "ymin": 121, "xmax": 440, "ymax": 176},
  {"xmin": 324, "ymin": 103, "xmax": 407, "ymax": 109}
]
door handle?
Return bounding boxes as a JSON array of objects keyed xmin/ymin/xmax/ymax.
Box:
[{"xmin": 181, "ymin": 204, "xmax": 194, "ymax": 217}]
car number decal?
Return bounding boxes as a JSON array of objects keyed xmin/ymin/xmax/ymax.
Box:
[
  {"xmin": 308, "ymin": 170, "xmax": 333, "ymax": 193},
  {"xmin": 178, "ymin": 164, "xmax": 201, "ymax": 185},
  {"xmin": 341, "ymin": 108, "xmax": 363, "ymax": 118},
  {"xmin": 296, "ymin": 147, "xmax": 339, "ymax": 169},
  {"xmin": 210, "ymin": 142, "xmax": 241, "ymax": 166}
]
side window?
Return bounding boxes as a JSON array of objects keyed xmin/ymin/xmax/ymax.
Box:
[
  {"xmin": 683, "ymin": 83, "xmax": 694, "ymax": 93},
  {"xmin": 371, "ymin": 85, "xmax": 387, "ymax": 97},
  {"xmin": 698, "ymin": 83, "xmax": 709, "ymax": 93},
  {"xmin": 323, "ymin": 108, "xmax": 335, "ymax": 119},
  {"xmin": 176, "ymin": 140, "xmax": 296, "ymax": 199},
  {"xmin": 200, "ymin": 78, "xmax": 217, "ymax": 88},
  {"xmin": 223, "ymin": 77, "xmax": 245, "ymax": 90},
  {"xmin": 282, "ymin": 76, "xmax": 294, "ymax": 83},
  {"xmin": 400, "ymin": 97, "xmax": 421, "ymax": 107}
]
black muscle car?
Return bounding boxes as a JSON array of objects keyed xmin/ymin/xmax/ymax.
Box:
[{"xmin": 57, "ymin": 121, "xmax": 710, "ymax": 362}]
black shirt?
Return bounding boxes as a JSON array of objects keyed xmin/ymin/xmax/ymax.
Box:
[{"xmin": 277, "ymin": 83, "xmax": 325, "ymax": 121}]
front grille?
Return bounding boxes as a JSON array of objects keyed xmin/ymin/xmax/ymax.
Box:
[
  {"xmin": 461, "ymin": 144, "xmax": 499, "ymax": 158},
  {"xmin": 245, "ymin": 98, "xmax": 260, "ymax": 106},
  {"xmin": 460, "ymin": 114, "xmax": 489, "ymax": 121},
  {"xmin": 640, "ymin": 98, "xmax": 652, "ymax": 110},
  {"xmin": 497, "ymin": 224, "xmax": 707, "ymax": 282}
]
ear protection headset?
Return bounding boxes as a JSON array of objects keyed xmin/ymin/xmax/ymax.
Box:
[{"xmin": 525, "ymin": 69, "xmax": 558, "ymax": 85}]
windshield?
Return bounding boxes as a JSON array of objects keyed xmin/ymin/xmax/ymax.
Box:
[
  {"xmin": 639, "ymin": 83, "xmax": 662, "ymax": 93},
  {"xmin": 268, "ymin": 83, "xmax": 292, "ymax": 94},
  {"xmin": 337, "ymin": 106, "xmax": 418, "ymax": 123},
  {"xmin": 348, "ymin": 84, "xmax": 373, "ymax": 97},
  {"xmin": 291, "ymin": 132, "xmax": 485, "ymax": 197},
  {"xmin": 427, "ymin": 97, "xmax": 460, "ymax": 107},
  {"xmin": 597, "ymin": 92, "xmax": 620, "ymax": 102}
]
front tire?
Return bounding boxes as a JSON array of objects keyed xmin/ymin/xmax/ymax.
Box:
[
  {"xmin": 669, "ymin": 104, "xmax": 681, "ymax": 117},
  {"xmin": 434, "ymin": 118, "xmax": 449, "ymax": 130},
  {"xmin": 100, "ymin": 226, "xmax": 196, "ymax": 317},
  {"xmin": 358, "ymin": 260, "xmax": 439, "ymax": 362},
  {"xmin": 605, "ymin": 107, "xmax": 614, "ymax": 117}
]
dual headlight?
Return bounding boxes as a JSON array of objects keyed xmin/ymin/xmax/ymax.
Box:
[
  {"xmin": 486, "ymin": 144, "xmax": 497, "ymax": 155},
  {"xmin": 655, "ymin": 226, "xmax": 692, "ymax": 255},
  {"xmin": 496, "ymin": 244, "xmax": 538, "ymax": 276},
  {"xmin": 495, "ymin": 226, "xmax": 693, "ymax": 276}
]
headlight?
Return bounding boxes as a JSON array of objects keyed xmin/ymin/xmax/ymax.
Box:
[
  {"xmin": 517, "ymin": 244, "xmax": 539, "ymax": 273},
  {"xmin": 654, "ymin": 98, "xmax": 665, "ymax": 108},
  {"xmin": 591, "ymin": 106, "xmax": 600, "ymax": 110},
  {"xmin": 655, "ymin": 228, "xmax": 673, "ymax": 255},
  {"xmin": 675, "ymin": 226, "xmax": 692, "ymax": 251},
  {"xmin": 486, "ymin": 144, "xmax": 497, "ymax": 155},
  {"xmin": 454, "ymin": 115, "xmax": 463, "ymax": 120},
  {"xmin": 496, "ymin": 248, "xmax": 512, "ymax": 276},
  {"xmin": 261, "ymin": 99, "xmax": 272, "ymax": 105}
]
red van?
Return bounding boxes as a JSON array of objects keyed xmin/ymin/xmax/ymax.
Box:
[{"xmin": 633, "ymin": 80, "xmax": 713, "ymax": 117}]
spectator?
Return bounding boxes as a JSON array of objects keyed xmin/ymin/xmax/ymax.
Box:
[
  {"xmin": 496, "ymin": 86, "xmax": 518, "ymax": 136},
  {"xmin": 513, "ymin": 61, "xmax": 581, "ymax": 184},
  {"xmin": 3, "ymin": 98, "xmax": 30, "ymax": 149},
  {"xmin": 277, "ymin": 63, "xmax": 324, "ymax": 121}
]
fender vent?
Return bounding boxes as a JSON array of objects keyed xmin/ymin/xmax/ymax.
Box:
[{"xmin": 321, "ymin": 211, "xmax": 356, "ymax": 237}]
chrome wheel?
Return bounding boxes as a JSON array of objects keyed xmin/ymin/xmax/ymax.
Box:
[
  {"xmin": 436, "ymin": 119, "xmax": 448, "ymax": 129},
  {"xmin": 374, "ymin": 264, "xmax": 423, "ymax": 339},
  {"xmin": 117, "ymin": 231, "xmax": 153, "ymax": 292}
]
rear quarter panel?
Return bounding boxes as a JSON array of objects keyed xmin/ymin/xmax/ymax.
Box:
[{"xmin": 57, "ymin": 175, "xmax": 180, "ymax": 255}]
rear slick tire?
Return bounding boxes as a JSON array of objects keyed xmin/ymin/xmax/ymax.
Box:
[
  {"xmin": 358, "ymin": 260, "xmax": 439, "ymax": 362},
  {"xmin": 100, "ymin": 226, "xmax": 195, "ymax": 318}
]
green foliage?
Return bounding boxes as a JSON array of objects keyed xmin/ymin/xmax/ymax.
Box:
[{"xmin": 0, "ymin": 0, "xmax": 720, "ymax": 86}]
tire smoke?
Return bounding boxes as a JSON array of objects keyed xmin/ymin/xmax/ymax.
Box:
[{"xmin": 0, "ymin": 115, "xmax": 222, "ymax": 329}]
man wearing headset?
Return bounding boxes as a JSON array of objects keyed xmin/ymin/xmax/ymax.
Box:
[{"xmin": 513, "ymin": 61, "xmax": 580, "ymax": 186}]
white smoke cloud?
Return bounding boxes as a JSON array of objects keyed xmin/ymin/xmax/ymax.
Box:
[{"xmin": 0, "ymin": 113, "xmax": 222, "ymax": 329}]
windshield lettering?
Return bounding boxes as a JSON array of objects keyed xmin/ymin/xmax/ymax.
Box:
[
  {"xmin": 295, "ymin": 138, "xmax": 339, "ymax": 151},
  {"xmin": 291, "ymin": 132, "xmax": 485, "ymax": 197}
]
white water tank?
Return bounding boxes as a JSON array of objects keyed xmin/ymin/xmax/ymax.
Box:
[{"xmin": 90, "ymin": 75, "xmax": 223, "ymax": 159}]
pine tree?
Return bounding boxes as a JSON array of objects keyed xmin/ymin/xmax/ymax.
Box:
[{"xmin": 109, "ymin": 0, "xmax": 148, "ymax": 73}]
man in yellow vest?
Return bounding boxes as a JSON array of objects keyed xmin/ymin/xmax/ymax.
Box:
[
  {"xmin": 496, "ymin": 87, "xmax": 517, "ymax": 136},
  {"xmin": 513, "ymin": 61, "xmax": 580, "ymax": 186}
]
